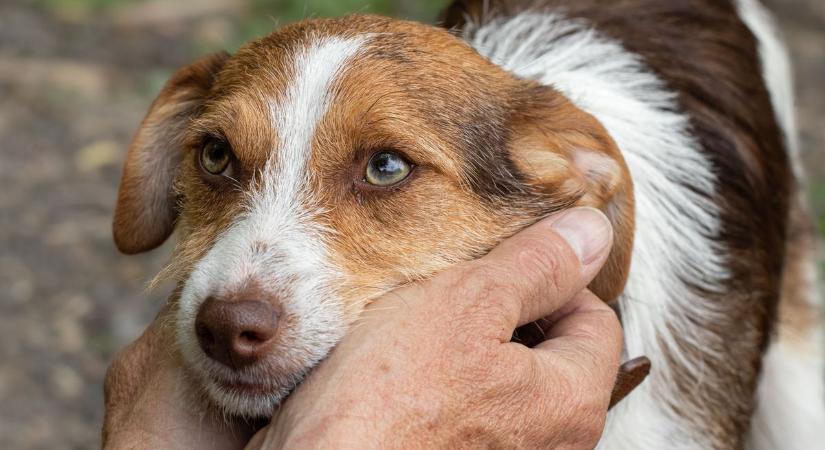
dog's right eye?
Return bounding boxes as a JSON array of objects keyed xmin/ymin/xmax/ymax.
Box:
[
  {"xmin": 200, "ymin": 139, "xmax": 233, "ymax": 176},
  {"xmin": 364, "ymin": 151, "xmax": 412, "ymax": 187}
]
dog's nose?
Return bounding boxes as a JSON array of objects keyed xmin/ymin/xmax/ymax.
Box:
[{"xmin": 195, "ymin": 297, "xmax": 279, "ymax": 370}]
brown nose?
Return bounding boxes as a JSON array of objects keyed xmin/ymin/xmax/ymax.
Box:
[{"xmin": 195, "ymin": 297, "xmax": 279, "ymax": 370}]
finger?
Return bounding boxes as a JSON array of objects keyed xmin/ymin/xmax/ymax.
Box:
[
  {"xmin": 511, "ymin": 288, "xmax": 619, "ymax": 348},
  {"xmin": 534, "ymin": 290, "xmax": 623, "ymax": 389},
  {"xmin": 513, "ymin": 295, "xmax": 650, "ymax": 409},
  {"xmin": 463, "ymin": 207, "xmax": 613, "ymax": 330}
]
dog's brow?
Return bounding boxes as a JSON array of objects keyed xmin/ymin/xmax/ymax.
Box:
[{"xmin": 266, "ymin": 35, "xmax": 368, "ymax": 199}]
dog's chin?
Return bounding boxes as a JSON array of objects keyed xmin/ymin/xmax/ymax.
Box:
[
  {"xmin": 200, "ymin": 373, "xmax": 296, "ymax": 419},
  {"xmin": 184, "ymin": 355, "xmax": 310, "ymax": 419},
  {"xmin": 177, "ymin": 327, "xmax": 340, "ymax": 419}
]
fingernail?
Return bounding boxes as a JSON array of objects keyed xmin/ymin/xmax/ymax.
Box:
[{"xmin": 550, "ymin": 208, "xmax": 613, "ymax": 265}]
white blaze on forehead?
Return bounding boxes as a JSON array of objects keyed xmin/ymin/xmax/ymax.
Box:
[
  {"xmin": 242, "ymin": 34, "xmax": 368, "ymax": 277},
  {"xmin": 268, "ymin": 35, "xmax": 368, "ymax": 198},
  {"xmin": 175, "ymin": 36, "xmax": 368, "ymax": 418}
]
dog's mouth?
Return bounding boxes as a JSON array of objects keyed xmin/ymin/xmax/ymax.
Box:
[
  {"xmin": 213, "ymin": 377, "xmax": 276, "ymax": 397},
  {"xmin": 196, "ymin": 367, "xmax": 299, "ymax": 419},
  {"xmin": 181, "ymin": 335, "xmax": 324, "ymax": 419}
]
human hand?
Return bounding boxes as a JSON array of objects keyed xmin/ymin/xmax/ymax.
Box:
[
  {"xmin": 246, "ymin": 207, "xmax": 640, "ymax": 450},
  {"xmin": 102, "ymin": 304, "xmax": 257, "ymax": 450}
]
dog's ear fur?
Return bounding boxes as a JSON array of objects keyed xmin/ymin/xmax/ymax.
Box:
[
  {"xmin": 509, "ymin": 85, "xmax": 635, "ymax": 302},
  {"xmin": 113, "ymin": 52, "xmax": 229, "ymax": 254}
]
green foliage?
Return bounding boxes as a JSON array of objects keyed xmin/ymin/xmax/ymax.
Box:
[
  {"xmin": 231, "ymin": 0, "xmax": 446, "ymax": 48},
  {"xmin": 250, "ymin": 0, "xmax": 445, "ymax": 21},
  {"xmin": 250, "ymin": 0, "xmax": 392, "ymax": 22}
]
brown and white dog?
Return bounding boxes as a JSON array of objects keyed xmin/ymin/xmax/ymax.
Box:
[{"xmin": 112, "ymin": 0, "xmax": 824, "ymax": 448}]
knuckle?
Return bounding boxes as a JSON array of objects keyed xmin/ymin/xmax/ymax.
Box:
[
  {"xmin": 602, "ymin": 308, "xmax": 623, "ymax": 341},
  {"xmin": 598, "ymin": 310, "xmax": 624, "ymax": 352},
  {"xmin": 440, "ymin": 340, "xmax": 502, "ymax": 390},
  {"xmin": 503, "ymin": 346, "xmax": 538, "ymax": 385},
  {"xmin": 457, "ymin": 263, "xmax": 503, "ymax": 297},
  {"xmin": 435, "ymin": 264, "xmax": 519, "ymax": 342},
  {"xmin": 475, "ymin": 347, "xmax": 535, "ymax": 399},
  {"xmin": 568, "ymin": 294, "xmax": 623, "ymax": 346},
  {"xmin": 580, "ymin": 307, "xmax": 624, "ymax": 366},
  {"xmin": 454, "ymin": 262, "xmax": 514, "ymax": 312}
]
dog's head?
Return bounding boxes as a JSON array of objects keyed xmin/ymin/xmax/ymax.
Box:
[{"xmin": 113, "ymin": 15, "xmax": 634, "ymax": 418}]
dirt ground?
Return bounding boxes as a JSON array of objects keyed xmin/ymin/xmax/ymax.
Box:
[{"xmin": 0, "ymin": 1, "xmax": 822, "ymax": 448}]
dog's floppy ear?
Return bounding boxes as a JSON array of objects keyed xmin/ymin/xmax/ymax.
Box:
[
  {"xmin": 509, "ymin": 85, "xmax": 635, "ymax": 302},
  {"xmin": 113, "ymin": 52, "xmax": 229, "ymax": 254}
]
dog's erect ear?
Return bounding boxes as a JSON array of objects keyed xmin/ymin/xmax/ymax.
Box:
[
  {"xmin": 113, "ymin": 52, "xmax": 229, "ymax": 254},
  {"xmin": 509, "ymin": 85, "xmax": 635, "ymax": 302}
]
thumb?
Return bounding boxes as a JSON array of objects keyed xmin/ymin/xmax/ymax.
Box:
[{"xmin": 464, "ymin": 207, "xmax": 614, "ymax": 329}]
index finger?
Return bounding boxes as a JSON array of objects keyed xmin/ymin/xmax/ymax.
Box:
[
  {"xmin": 532, "ymin": 290, "xmax": 651, "ymax": 410},
  {"xmin": 534, "ymin": 290, "xmax": 624, "ymax": 392}
]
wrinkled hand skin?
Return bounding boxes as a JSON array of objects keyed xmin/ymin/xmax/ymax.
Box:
[
  {"xmin": 102, "ymin": 304, "xmax": 257, "ymax": 450},
  {"xmin": 103, "ymin": 209, "xmax": 640, "ymax": 450},
  {"xmin": 251, "ymin": 292, "xmax": 621, "ymax": 450}
]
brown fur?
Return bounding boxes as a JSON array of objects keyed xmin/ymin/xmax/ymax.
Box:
[
  {"xmin": 114, "ymin": 53, "xmax": 229, "ymax": 254},
  {"xmin": 442, "ymin": 1, "xmax": 793, "ymax": 447},
  {"xmin": 779, "ymin": 196, "xmax": 821, "ymax": 347}
]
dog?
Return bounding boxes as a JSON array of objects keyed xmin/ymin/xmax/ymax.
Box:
[{"xmin": 111, "ymin": 0, "xmax": 824, "ymax": 448}]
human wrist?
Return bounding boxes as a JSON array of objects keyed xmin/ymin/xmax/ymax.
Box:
[
  {"xmin": 274, "ymin": 379, "xmax": 443, "ymax": 450},
  {"xmin": 275, "ymin": 406, "xmax": 391, "ymax": 450},
  {"xmin": 278, "ymin": 393, "xmax": 503, "ymax": 450}
]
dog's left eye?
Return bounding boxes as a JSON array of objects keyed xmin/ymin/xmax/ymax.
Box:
[
  {"xmin": 365, "ymin": 151, "xmax": 412, "ymax": 187},
  {"xmin": 200, "ymin": 138, "xmax": 233, "ymax": 176}
]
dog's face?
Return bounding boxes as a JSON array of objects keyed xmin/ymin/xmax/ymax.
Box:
[{"xmin": 113, "ymin": 15, "xmax": 634, "ymax": 418}]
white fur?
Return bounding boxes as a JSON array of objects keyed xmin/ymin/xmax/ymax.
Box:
[
  {"xmin": 467, "ymin": 13, "xmax": 729, "ymax": 449},
  {"xmin": 176, "ymin": 36, "xmax": 367, "ymax": 418},
  {"xmin": 747, "ymin": 331, "xmax": 825, "ymax": 450},
  {"xmin": 737, "ymin": 1, "xmax": 825, "ymax": 448}
]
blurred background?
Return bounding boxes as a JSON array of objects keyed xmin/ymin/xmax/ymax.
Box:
[{"xmin": 0, "ymin": 0, "xmax": 822, "ymax": 448}]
